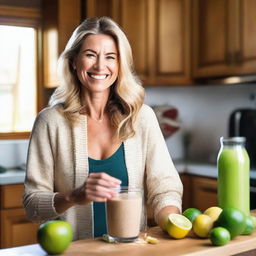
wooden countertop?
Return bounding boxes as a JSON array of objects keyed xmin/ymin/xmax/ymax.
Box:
[
  {"xmin": 62, "ymin": 225, "xmax": 256, "ymax": 256},
  {"xmin": 1, "ymin": 211, "xmax": 255, "ymax": 256},
  {"xmin": 61, "ymin": 211, "xmax": 256, "ymax": 256}
]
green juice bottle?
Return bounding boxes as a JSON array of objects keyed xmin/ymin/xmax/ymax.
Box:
[{"xmin": 217, "ymin": 137, "xmax": 250, "ymax": 216}]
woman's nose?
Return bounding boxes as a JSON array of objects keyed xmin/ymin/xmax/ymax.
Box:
[{"xmin": 93, "ymin": 56, "xmax": 105, "ymax": 71}]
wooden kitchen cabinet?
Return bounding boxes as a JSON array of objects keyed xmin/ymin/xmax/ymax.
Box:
[
  {"xmin": 193, "ymin": 0, "xmax": 256, "ymax": 78},
  {"xmin": 86, "ymin": 0, "xmax": 192, "ymax": 86},
  {"xmin": 180, "ymin": 174, "xmax": 218, "ymax": 211},
  {"xmin": 180, "ymin": 173, "xmax": 191, "ymax": 210},
  {"xmin": 0, "ymin": 184, "xmax": 39, "ymax": 249},
  {"xmin": 190, "ymin": 175, "xmax": 218, "ymax": 212},
  {"xmin": 42, "ymin": 0, "xmax": 81, "ymax": 88}
]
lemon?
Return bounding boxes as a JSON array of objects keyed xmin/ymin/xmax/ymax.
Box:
[
  {"xmin": 183, "ymin": 208, "xmax": 202, "ymax": 223},
  {"xmin": 166, "ymin": 213, "xmax": 192, "ymax": 239},
  {"xmin": 210, "ymin": 227, "xmax": 231, "ymax": 246},
  {"xmin": 193, "ymin": 214, "xmax": 214, "ymax": 238},
  {"xmin": 204, "ymin": 206, "xmax": 222, "ymax": 222}
]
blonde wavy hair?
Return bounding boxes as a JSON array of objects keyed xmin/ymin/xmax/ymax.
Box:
[{"xmin": 49, "ymin": 16, "xmax": 145, "ymax": 141}]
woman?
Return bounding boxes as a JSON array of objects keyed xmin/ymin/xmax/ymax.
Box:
[{"xmin": 23, "ymin": 17, "xmax": 183, "ymax": 240}]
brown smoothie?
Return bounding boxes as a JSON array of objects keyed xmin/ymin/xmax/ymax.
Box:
[{"xmin": 106, "ymin": 192, "xmax": 142, "ymax": 239}]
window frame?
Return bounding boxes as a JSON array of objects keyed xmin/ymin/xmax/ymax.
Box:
[{"xmin": 0, "ymin": 5, "xmax": 42, "ymax": 140}]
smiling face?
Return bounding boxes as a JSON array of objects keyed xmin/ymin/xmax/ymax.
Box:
[{"xmin": 74, "ymin": 34, "xmax": 119, "ymax": 95}]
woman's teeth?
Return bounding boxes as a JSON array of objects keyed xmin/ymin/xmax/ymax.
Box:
[{"xmin": 89, "ymin": 74, "xmax": 108, "ymax": 80}]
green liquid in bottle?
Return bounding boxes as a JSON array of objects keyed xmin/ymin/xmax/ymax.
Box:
[{"xmin": 217, "ymin": 137, "xmax": 250, "ymax": 216}]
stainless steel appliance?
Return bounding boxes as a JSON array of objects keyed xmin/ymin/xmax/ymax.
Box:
[
  {"xmin": 229, "ymin": 108, "xmax": 256, "ymax": 168},
  {"xmin": 250, "ymin": 178, "xmax": 256, "ymax": 210},
  {"xmin": 229, "ymin": 108, "xmax": 256, "ymax": 210}
]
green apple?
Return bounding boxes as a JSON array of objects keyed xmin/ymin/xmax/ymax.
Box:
[{"xmin": 37, "ymin": 220, "xmax": 72, "ymax": 255}]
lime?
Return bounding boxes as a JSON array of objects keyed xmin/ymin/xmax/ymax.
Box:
[
  {"xmin": 209, "ymin": 227, "xmax": 231, "ymax": 246},
  {"xmin": 183, "ymin": 208, "xmax": 202, "ymax": 223},
  {"xmin": 193, "ymin": 214, "xmax": 214, "ymax": 238},
  {"xmin": 242, "ymin": 215, "xmax": 255, "ymax": 235},
  {"xmin": 166, "ymin": 213, "xmax": 192, "ymax": 239},
  {"xmin": 216, "ymin": 207, "xmax": 246, "ymax": 239},
  {"xmin": 251, "ymin": 215, "xmax": 256, "ymax": 228},
  {"xmin": 37, "ymin": 220, "xmax": 73, "ymax": 255},
  {"xmin": 204, "ymin": 206, "xmax": 222, "ymax": 222}
]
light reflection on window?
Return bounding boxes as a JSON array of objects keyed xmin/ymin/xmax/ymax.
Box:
[{"xmin": 0, "ymin": 25, "xmax": 37, "ymax": 132}]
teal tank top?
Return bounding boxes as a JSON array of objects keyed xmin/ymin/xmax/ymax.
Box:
[{"xmin": 88, "ymin": 143, "xmax": 128, "ymax": 237}]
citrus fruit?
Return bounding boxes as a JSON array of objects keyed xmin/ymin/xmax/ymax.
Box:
[
  {"xmin": 216, "ymin": 207, "xmax": 246, "ymax": 239},
  {"xmin": 37, "ymin": 220, "xmax": 72, "ymax": 255},
  {"xmin": 204, "ymin": 206, "xmax": 222, "ymax": 222},
  {"xmin": 183, "ymin": 208, "xmax": 202, "ymax": 223},
  {"xmin": 242, "ymin": 215, "xmax": 255, "ymax": 235},
  {"xmin": 193, "ymin": 214, "xmax": 214, "ymax": 238},
  {"xmin": 209, "ymin": 227, "xmax": 231, "ymax": 246},
  {"xmin": 251, "ymin": 215, "xmax": 256, "ymax": 228},
  {"xmin": 166, "ymin": 213, "xmax": 192, "ymax": 239}
]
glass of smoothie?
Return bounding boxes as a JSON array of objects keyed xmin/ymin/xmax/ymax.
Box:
[{"xmin": 106, "ymin": 186, "xmax": 143, "ymax": 242}]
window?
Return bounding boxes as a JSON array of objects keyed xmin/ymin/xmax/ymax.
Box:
[
  {"xmin": 0, "ymin": 25, "xmax": 37, "ymax": 133},
  {"xmin": 0, "ymin": 5, "xmax": 41, "ymax": 139}
]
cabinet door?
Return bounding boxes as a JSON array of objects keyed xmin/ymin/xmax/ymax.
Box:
[
  {"xmin": 0, "ymin": 208, "xmax": 39, "ymax": 248},
  {"xmin": 0, "ymin": 184, "xmax": 23, "ymax": 209},
  {"xmin": 237, "ymin": 0, "xmax": 256, "ymax": 74},
  {"xmin": 85, "ymin": 0, "xmax": 192, "ymax": 86},
  {"xmin": 117, "ymin": 0, "xmax": 151, "ymax": 82},
  {"xmin": 42, "ymin": 0, "xmax": 81, "ymax": 88},
  {"xmin": 153, "ymin": 0, "xmax": 192, "ymax": 85},
  {"xmin": 180, "ymin": 173, "xmax": 191, "ymax": 210},
  {"xmin": 193, "ymin": 0, "xmax": 256, "ymax": 78},
  {"xmin": 118, "ymin": 0, "xmax": 192, "ymax": 85},
  {"xmin": 86, "ymin": 0, "xmax": 116, "ymax": 18},
  {"xmin": 191, "ymin": 176, "xmax": 218, "ymax": 212},
  {"xmin": 192, "ymin": 0, "xmax": 235, "ymax": 77}
]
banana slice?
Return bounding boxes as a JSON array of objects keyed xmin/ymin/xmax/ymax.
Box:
[{"xmin": 145, "ymin": 235, "xmax": 159, "ymax": 244}]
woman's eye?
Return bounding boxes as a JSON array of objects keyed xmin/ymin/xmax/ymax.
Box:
[
  {"xmin": 106, "ymin": 56, "xmax": 115, "ymax": 60},
  {"xmin": 86, "ymin": 54, "xmax": 95, "ymax": 58}
]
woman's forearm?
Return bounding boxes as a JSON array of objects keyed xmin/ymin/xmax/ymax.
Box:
[{"xmin": 54, "ymin": 193, "xmax": 76, "ymax": 214}]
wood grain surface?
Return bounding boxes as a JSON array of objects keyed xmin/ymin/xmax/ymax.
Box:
[{"xmin": 61, "ymin": 210, "xmax": 256, "ymax": 256}]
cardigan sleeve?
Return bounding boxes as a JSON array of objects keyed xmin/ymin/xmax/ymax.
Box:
[
  {"xmin": 23, "ymin": 110, "xmax": 59, "ymax": 222},
  {"xmin": 143, "ymin": 105, "xmax": 183, "ymax": 221}
]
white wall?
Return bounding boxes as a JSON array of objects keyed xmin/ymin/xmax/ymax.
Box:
[
  {"xmin": 0, "ymin": 139, "xmax": 29, "ymax": 168},
  {"xmin": 145, "ymin": 83, "xmax": 256, "ymax": 163},
  {"xmin": 0, "ymin": 83, "xmax": 255, "ymax": 168}
]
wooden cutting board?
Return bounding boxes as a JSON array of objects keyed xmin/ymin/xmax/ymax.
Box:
[{"xmin": 61, "ymin": 211, "xmax": 256, "ymax": 256}]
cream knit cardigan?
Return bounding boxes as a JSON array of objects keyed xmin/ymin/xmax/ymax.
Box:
[{"xmin": 23, "ymin": 104, "xmax": 183, "ymax": 240}]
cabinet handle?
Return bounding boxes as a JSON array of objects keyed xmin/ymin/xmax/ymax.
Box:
[
  {"xmin": 226, "ymin": 52, "xmax": 233, "ymax": 65},
  {"xmin": 234, "ymin": 50, "xmax": 242, "ymax": 65},
  {"xmin": 202, "ymin": 187, "xmax": 217, "ymax": 193}
]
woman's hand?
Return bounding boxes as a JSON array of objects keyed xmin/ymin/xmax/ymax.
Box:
[
  {"xmin": 157, "ymin": 206, "xmax": 180, "ymax": 231},
  {"xmin": 54, "ymin": 173, "xmax": 121, "ymax": 214},
  {"xmin": 67, "ymin": 172, "xmax": 121, "ymax": 205}
]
